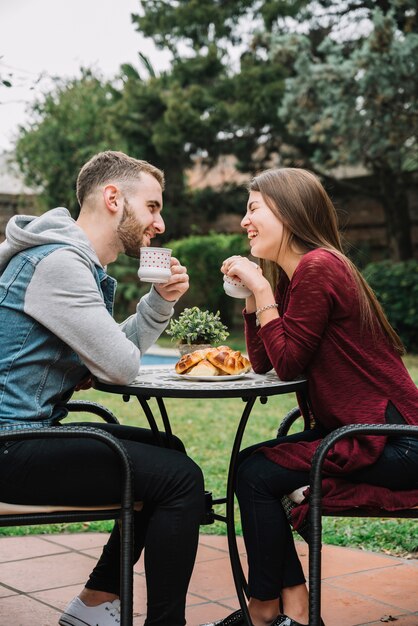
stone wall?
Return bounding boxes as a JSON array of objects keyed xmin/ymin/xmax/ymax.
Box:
[{"xmin": 333, "ymin": 184, "xmax": 418, "ymax": 262}]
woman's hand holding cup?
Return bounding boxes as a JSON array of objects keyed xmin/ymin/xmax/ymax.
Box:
[{"xmin": 221, "ymin": 256, "xmax": 262, "ymax": 299}]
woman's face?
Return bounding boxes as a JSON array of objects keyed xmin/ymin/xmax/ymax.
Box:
[{"xmin": 241, "ymin": 190, "xmax": 285, "ymax": 262}]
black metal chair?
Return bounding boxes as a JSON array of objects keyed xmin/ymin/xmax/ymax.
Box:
[
  {"xmin": 278, "ymin": 407, "xmax": 418, "ymax": 626},
  {"xmin": 0, "ymin": 401, "xmax": 135, "ymax": 626}
]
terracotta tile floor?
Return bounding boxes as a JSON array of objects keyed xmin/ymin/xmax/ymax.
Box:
[{"xmin": 0, "ymin": 532, "xmax": 417, "ymax": 626}]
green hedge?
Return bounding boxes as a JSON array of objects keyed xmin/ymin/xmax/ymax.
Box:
[
  {"xmin": 363, "ymin": 259, "xmax": 418, "ymax": 353},
  {"xmin": 168, "ymin": 233, "xmax": 249, "ymax": 326},
  {"xmin": 111, "ymin": 255, "xmax": 145, "ymax": 322}
]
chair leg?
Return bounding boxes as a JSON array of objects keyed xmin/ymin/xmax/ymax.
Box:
[
  {"xmin": 309, "ymin": 489, "xmax": 323, "ymax": 626},
  {"xmin": 308, "ymin": 526, "xmax": 322, "ymax": 625},
  {"xmin": 119, "ymin": 506, "xmax": 134, "ymax": 626}
]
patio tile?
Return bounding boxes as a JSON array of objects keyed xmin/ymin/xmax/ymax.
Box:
[
  {"xmin": 364, "ymin": 615, "xmax": 418, "ymax": 626},
  {"xmin": 296, "ymin": 542, "xmax": 404, "ymax": 579},
  {"xmin": 195, "ymin": 541, "xmax": 232, "ymax": 563},
  {"xmin": 43, "ymin": 532, "xmax": 108, "ymax": 551},
  {"xmin": 329, "ymin": 563, "xmax": 418, "ymax": 612},
  {"xmin": 188, "ymin": 551, "xmax": 245, "ymax": 599},
  {"xmin": 31, "ymin": 577, "xmax": 149, "ymax": 618},
  {"xmin": 320, "ymin": 581, "xmax": 413, "ymax": 626},
  {"xmin": 0, "ymin": 583, "xmax": 18, "ymax": 598},
  {"xmin": 199, "ymin": 533, "xmax": 246, "ymax": 554},
  {"xmin": 0, "ymin": 535, "xmax": 67, "ymax": 562},
  {"xmin": 0, "ymin": 551, "xmax": 94, "ymax": 593},
  {"xmin": 77, "ymin": 545, "xmax": 105, "ymax": 561},
  {"xmin": 31, "ymin": 582, "xmax": 83, "ymax": 611},
  {"xmin": 0, "ymin": 532, "xmax": 416, "ymax": 626},
  {"xmin": 186, "ymin": 600, "xmax": 240, "ymax": 625},
  {"xmin": 0, "ymin": 594, "xmax": 61, "ymax": 626}
]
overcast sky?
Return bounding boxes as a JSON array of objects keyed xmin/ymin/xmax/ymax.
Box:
[{"xmin": 0, "ymin": 0, "xmax": 171, "ymax": 153}]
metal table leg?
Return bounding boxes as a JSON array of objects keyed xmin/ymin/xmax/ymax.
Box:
[
  {"xmin": 136, "ymin": 397, "xmax": 166, "ymax": 446},
  {"xmin": 226, "ymin": 395, "xmax": 257, "ymax": 626},
  {"xmin": 156, "ymin": 397, "xmax": 174, "ymax": 447}
]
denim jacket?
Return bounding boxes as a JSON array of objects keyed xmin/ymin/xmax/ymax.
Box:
[
  {"xmin": 0, "ymin": 208, "xmax": 175, "ymax": 431},
  {"xmin": 0, "ymin": 243, "xmax": 115, "ymax": 430}
]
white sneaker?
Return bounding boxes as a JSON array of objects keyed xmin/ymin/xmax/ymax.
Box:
[{"xmin": 59, "ymin": 596, "xmax": 120, "ymax": 626}]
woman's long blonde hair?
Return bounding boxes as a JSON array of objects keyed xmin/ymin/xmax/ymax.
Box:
[{"xmin": 248, "ymin": 167, "xmax": 404, "ymax": 354}]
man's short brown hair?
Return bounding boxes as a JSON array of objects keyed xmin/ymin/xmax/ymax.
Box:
[{"xmin": 76, "ymin": 150, "xmax": 165, "ymax": 206}]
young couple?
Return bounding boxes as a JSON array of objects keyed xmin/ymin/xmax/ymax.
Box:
[{"xmin": 1, "ymin": 151, "xmax": 416, "ymax": 626}]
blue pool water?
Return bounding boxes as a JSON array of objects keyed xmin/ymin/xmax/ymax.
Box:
[{"xmin": 142, "ymin": 353, "xmax": 178, "ymax": 365}]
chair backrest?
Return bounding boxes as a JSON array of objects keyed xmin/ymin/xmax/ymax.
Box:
[
  {"xmin": 277, "ymin": 407, "xmax": 418, "ymax": 626},
  {"xmin": 0, "ymin": 403, "xmax": 135, "ymax": 626}
]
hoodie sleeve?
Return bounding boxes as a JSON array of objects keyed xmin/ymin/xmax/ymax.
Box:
[
  {"xmin": 24, "ymin": 247, "xmax": 172, "ymax": 384},
  {"xmin": 120, "ymin": 286, "xmax": 175, "ymax": 353}
]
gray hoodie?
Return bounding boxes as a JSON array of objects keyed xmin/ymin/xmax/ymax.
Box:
[{"xmin": 0, "ymin": 207, "xmax": 175, "ymax": 386}]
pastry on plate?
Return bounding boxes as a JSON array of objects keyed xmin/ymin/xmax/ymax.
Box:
[
  {"xmin": 206, "ymin": 346, "xmax": 251, "ymax": 375},
  {"xmin": 175, "ymin": 348, "xmax": 211, "ymax": 375},
  {"xmin": 175, "ymin": 346, "xmax": 251, "ymax": 377},
  {"xmin": 186, "ymin": 359, "xmax": 221, "ymax": 377}
]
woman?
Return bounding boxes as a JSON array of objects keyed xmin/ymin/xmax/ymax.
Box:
[{"xmin": 202, "ymin": 168, "xmax": 418, "ymax": 626}]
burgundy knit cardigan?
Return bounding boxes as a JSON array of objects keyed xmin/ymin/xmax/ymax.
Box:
[{"xmin": 244, "ymin": 249, "xmax": 418, "ymax": 528}]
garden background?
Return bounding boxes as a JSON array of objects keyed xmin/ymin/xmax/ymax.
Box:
[{"xmin": 0, "ymin": 0, "xmax": 417, "ymax": 556}]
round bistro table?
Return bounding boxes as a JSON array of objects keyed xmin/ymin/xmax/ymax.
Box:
[{"xmin": 94, "ymin": 365, "xmax": 309, "ymax": 626}]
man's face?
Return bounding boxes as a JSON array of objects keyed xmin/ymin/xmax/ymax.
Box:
[{"xmin": 117, "ymin": 173, "xmax": 164, "ymax": 258}]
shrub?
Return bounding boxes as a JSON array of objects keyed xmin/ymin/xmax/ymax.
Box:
[
  {"xmin": 363, "ymin": 259, "xmax": 418, "ymax": 353},
  {"xmin": 166, "ymin": 306, "xmax": 229, "ymax": 345}
]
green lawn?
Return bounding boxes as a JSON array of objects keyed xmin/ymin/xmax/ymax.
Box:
[{"xmin": 1, "ymin": 354, "xmax": 417, "ymax": 558}]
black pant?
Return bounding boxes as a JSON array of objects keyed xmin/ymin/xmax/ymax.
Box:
[
  {"xmin": 235, "ymin": 419, "xmax": 418, "ymax": 601},
  {"xmin": 0, "ymin": 423, "xmax": 205, "ymax": 626}
]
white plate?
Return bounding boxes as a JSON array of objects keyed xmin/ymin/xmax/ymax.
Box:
[{"xmin": 174, "ymin": 372, "xmax": 250, "ymax": 382}]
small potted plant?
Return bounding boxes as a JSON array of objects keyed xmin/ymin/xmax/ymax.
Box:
[{"xmin": 166, "ymin": 306, "xmax": 229, "ymax": 355}]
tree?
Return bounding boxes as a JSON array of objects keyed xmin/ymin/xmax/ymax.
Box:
[
  {"xmin": 15, "ymin": 69, "xmax": 125, "ymax": 217},
  {"xmin": 131, "ymin": 0, "xmax": 302, "ymax": 173},
  {"xmin": 113, "ymin": 51, "xmax": 230, "ymax": 238},
  {"xmin": 13, "ymin": 2, "xmax": 417, "ymax": 258},
  {"xmin": 131, "ymin": 0, "xmax": 418, "ymax": 259},
  {"xmin": 276, "ymin": 5, "xmax": 418, "ymax": 260}
]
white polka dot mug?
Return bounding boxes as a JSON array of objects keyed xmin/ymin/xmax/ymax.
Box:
[
  {"xmin": 138, "ymin": 247, "xmax": 172, "ymax": 283},
  {"xmin": 223, "ymin": 274, "xmax": 252, "ymax": 299}
]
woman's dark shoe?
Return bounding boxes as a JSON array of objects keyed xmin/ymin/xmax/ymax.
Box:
[
  {"xmin": 270, "ymin": 616, "xmax": 307, "ymax": 626},
  {"xmin": 200, "ymin": 609, "xmax": 244, "ymax": 626},
  {"xmin": 270, "ymin": 616, "xmax": 325, "ymax": 626},
  {"xmin": 200, "ymin": 609, "xmax": 325, "ymax": 626}
]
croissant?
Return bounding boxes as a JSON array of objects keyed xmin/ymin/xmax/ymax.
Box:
[
  {"xmin": 174, "ymin": 348, "xmax": 212, "ymax": 374},
  {"xmin": 206, "ymin": 347, "xmax": 251, "ymax": 375},
  {"xmin": 186, "ymin": 359, "xmax": 221, "ymax": 377},
  {"xmin": 175, "ymin": 346, "xmax": 251, "ymax": 376}
]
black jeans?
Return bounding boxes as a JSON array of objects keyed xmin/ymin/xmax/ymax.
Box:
[
  {"xmin": 235, "ymin": 411, "xmax": 418, "ymax": 601},
  {"xmin": 0, "ymin": 423, "xmax": 205, "ymax": 626}
]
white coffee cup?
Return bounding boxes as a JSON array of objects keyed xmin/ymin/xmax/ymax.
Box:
[
  {"xmin": 223, "ymin": 274, "xmax": 252, "ymax": 299},
  {"xmin": 138, "ymin": 247, "xmax": 172, "ymax": 283}
]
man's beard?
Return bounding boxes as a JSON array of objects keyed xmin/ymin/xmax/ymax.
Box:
[{"xmin": 117, "ymin": 199, "xmax": 146, "ymax": 258}]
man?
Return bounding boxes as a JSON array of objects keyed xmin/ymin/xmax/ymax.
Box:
[{"xmin": 0, "ymin": 151, "xmax": 204, "ymax": 626}]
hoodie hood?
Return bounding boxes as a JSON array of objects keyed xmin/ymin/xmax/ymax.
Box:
[{"xmin": 0, "ymin": 207, "xmax": 100, "ymax": 272}]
